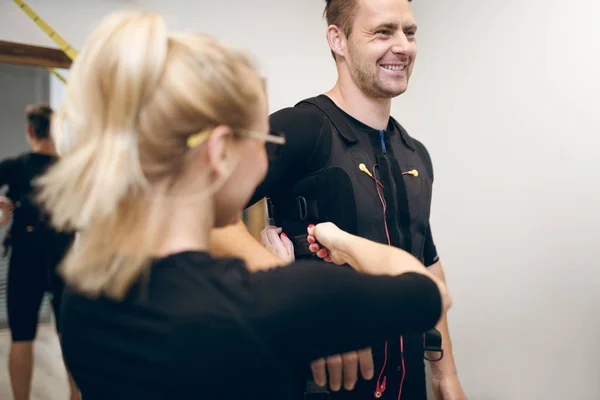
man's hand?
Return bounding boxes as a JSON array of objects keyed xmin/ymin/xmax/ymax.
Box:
[
  {"xmin": 260, "ymin": 225, "xmax": 295, "ymax": 264},
  {"xmin": 0, "ymin": 197, "xmax": 13, "ymax": 227},
  {"xmin": 431, "ymin": 374, "xmax": 467, "ymax": 400},
  {"xmin": 310, "ymin": 348, "xmax": 374, "ymax": 392}
]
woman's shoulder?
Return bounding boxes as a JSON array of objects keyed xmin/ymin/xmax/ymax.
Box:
[{"xmin": 60, "ymin": 251, "xmax": 254, "ymax": 326}]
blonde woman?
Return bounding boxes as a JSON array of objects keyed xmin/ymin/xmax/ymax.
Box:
[{"xmin": 37, "ymin": 10, "xmax": 451, "ymax": 400}]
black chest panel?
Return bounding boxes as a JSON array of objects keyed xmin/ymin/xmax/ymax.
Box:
[{"xmin": 271, "ymin": 96, "xmax": 433, "ymax": 263}]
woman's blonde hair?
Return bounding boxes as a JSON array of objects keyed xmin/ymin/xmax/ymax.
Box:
[{"xmin": 37, "ymin": 10, "xmax": 263, "ymax": 299}]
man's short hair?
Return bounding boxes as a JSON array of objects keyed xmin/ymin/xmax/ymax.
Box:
[
  {"xmin": 25, "ymin": 103, "xmax": 53, "ymax": 140},
  {"xmin": 324, "ymin": 0, "xmax": 359, "ymax": 61},
  {"xmin": 323, "ymin": 0, "xmax": 412, "ymax": 61},
  {"xmin": 324, "ymin": 0, "xmax": 360, "ymax": 40}
]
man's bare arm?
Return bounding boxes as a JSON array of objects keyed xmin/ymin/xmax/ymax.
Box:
[
  {"xmin": 0, "ymin": 197, "xmax": 13, "ymax": 227},
  {"xmin": 427, "ymin": 260, "xmax": 466, "ymax": 399},
  {"xmin": 209, "ymin": 218, "xmax": 285, "ymax": 271}
]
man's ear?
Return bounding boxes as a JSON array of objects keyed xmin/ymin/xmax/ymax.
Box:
[
  {"xmin": 205, "ymin": 125, "xmax": 235, "ymax": 178},
  {"xmin": 25, "ymin": 124, "xmax": 35, "ymax": 140},
  {"xmin": 326, "ymin": 25, "xmax": 346, "ymax": 60}
]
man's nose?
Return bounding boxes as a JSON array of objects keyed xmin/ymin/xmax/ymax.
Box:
[{"xmin": 390, "ymin": 32, "xmax": 411, "ymax": 55}]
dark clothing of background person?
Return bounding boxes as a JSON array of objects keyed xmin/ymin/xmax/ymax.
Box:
[{"xmin": 0, "ymin": 152, "xmax": 74, "ymax": 341}]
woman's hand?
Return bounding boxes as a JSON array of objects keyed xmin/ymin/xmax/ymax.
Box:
[
  {"xmin": 306, "ymin": 222, "xmax": 350, "ymax": 265},
  {"xmin": 0, "ymin": 197, "xmax": 13, "ymax": 227},
  {"xmin": 260, "ymin": 225, "xmax": 295, "ymax": 264}
]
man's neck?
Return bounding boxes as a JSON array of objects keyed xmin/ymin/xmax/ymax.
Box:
[
  {"xmin": 30, "ymin": 140, "xmax": 56, "ymax": 156},
  {"xmin": 325, "ymin": 79, "xmax": 392, "ymax": 131}
]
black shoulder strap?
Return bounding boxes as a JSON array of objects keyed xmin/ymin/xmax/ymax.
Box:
[
  {"xmin": 412, "ymin": 139, "xmax": 434, "ymax": 182},
  {"xmin": 296, "ymin": 96, "xmax": 434, "ymax": 180},
  {"xmin": 389, "ymin": 118, "xmax": 434, "ymax": 181},
  {"xmin": 295, "ymin": 95, "xmax": 359, "ymax": 145}
]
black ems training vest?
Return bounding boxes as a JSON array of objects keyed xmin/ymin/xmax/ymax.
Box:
[
  {"xmin": 268, "ymin": 96, "xmax": 438, "ymax": 399},
  {"xmin": 269, "ymin": 95, "xmax": 434, "ymax": 263},
  {"xmin": 7, "ymin": 155, "xmax": 55, "ymax": 235},
  {"xmin": 2, "ymin": 153, "xmax": 72, "ymax": 258}
]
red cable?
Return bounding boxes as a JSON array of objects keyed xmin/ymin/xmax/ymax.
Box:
[
  {"xmin": 373, "ymin": 165, "xmax": 393, "ymax": 398},
  {"xmin": 373, "ymin": 165, "xmax": 391, "ymax": 247},
  {"xmin": 398, "ymin": 337, "xmax": 406, "ymax": 400},
  {"xmin": 370, "ymin": 164, "xmax": 407, "ymax": 399},
  {"xmin": 374, "ymin": 342, "xmax": 388, "ymax": 398}
]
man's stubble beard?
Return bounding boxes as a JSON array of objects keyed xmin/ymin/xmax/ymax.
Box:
[{"xmin": 346, "ymin": 44, "xmax": 408, "ymax": 100}]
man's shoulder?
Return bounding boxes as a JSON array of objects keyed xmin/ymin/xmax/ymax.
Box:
[
  {"xmin": 391, "ymin": 117, "xmax": 430, "ymax": 150},
  {"xmin": 0, "ymin": 153, "xmax": 27, "ymax": 169},
  {"xmin": 269, "ymin": 99, "xmax": 328, "ymax": 133},
  {"xmin": 390, "ymin": 117, "xmax": 434, "ymax": 174}
]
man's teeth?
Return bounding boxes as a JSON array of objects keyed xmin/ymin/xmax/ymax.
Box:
[{"xmin": 381, "ymin": 65, "xmax": 406, "ymax": 71}]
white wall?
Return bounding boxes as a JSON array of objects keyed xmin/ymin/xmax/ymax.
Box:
[
  {"xmin": 396, "ymin": 1, "xmax": 600, "ymax": 399},
  {"xmin": 0, "ymin": 0, "xmax": 337, "ymax": 113},
  {"xmin": 2, "ymin": 1, "xmax": 600, "ymax": 399},
  {"xmin": 0, "ymin": 63, "xmax": 49, "ymax": 159},
  {"xmin": 49, "ymin": 68, "xmax": 69, "ymax": 111}
]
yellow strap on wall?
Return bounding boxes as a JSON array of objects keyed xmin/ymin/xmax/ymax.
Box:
[
  {"xmin": 47, "ymin": 67, "xmax": 67, "ymax": 83},
  {"xmin": 12, "ymin": 0, "xmax": 77, "ymax": 84},
  {"xmin": 12, "ymin": 0, "xmax": 78, "ymax": 61}
]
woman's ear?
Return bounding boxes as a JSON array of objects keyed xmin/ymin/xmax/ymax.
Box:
[
  {"xmin": 326, "ymin": 25, "xmax": 346, "ymax": 59},
  {"xmin": 205, "ymin": 125, "xmax": 235, "ymax": 178}
]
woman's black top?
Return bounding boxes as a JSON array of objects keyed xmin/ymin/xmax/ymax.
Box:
[{"xmin": 60, "ymin": 251, "xmax": 441, "ymax": 399}]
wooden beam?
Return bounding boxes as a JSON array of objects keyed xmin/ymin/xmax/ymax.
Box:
[
  {"xmin": 246, "ymin": 199, "xmax": 268, "ymax": 242},
  {"xmin": 0, "ymin": 40, "xmax": 71, "ymax": 69}
]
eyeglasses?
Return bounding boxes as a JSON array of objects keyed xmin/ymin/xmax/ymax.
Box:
[{"xmin": 187, "ymin": 128, "xmax": 286, "ymax": 162}]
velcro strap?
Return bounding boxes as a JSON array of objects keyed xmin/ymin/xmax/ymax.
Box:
[
  {"xmin": 291, "ymin": 234, "xmax": 312, "ymax": 257},
  {"xmin": 423, "ymin": 328, "xmax": 443, "ymax": 352}
]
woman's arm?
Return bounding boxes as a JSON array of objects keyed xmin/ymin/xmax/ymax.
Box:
[
  {"xmin": 307, "ymin": 223, "xmax": 450, "ymax": 303},
  {"xmin": 325, "ymin": 224, "xmax": 442, "ymax": 273},
  {"xmin": 247, "ymin": 259, "xmax": 446, "ymax": 365}
]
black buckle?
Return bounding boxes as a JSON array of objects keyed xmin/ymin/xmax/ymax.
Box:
[
  {"xmin": 304, "ymin": 393, "xmax": 331, "ymax": 400},
  {"xmin": 297, "ymin": 196, "xmax": 308, "ymax": 221},
  {"xmin": 266, "ymin": 197, "xmax": 275, "ymax": 225},
  {"xmin": 266, "ymin": 197, "xmax": 275, "ymax": 219},
  {"xmin": 423, "ymin": 328, "xmax": 444, "ymax": 362},
  {"xmin": 304, "ymin": 380, "xmax": 330, "ymax": 400}
]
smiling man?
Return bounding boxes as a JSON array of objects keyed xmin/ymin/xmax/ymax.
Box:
[{"xmin": 209, "ymin": 0, "xmax": 466, "ymax": 399}]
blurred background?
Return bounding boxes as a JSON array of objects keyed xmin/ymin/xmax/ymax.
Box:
[{"xmin": 0, "ymin": 1, "xmax": 599, "ymax": 399}]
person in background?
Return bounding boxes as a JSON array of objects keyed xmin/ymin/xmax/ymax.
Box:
[
  {"xmin": 35, "ymin": 10, "xmax": 451, "ymax": 400},
  {"xmin": 0, "ymin": 103, "xmax": 79, "ymax": 400},
  {"xmin": 210, "ymin": 0, "xmax": 466, "ymax": 399}
]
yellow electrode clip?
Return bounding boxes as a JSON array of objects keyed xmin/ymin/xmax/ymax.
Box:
[{"xmin": 359, "ymin": 163, "xmax": 373, "ymax": 178}]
